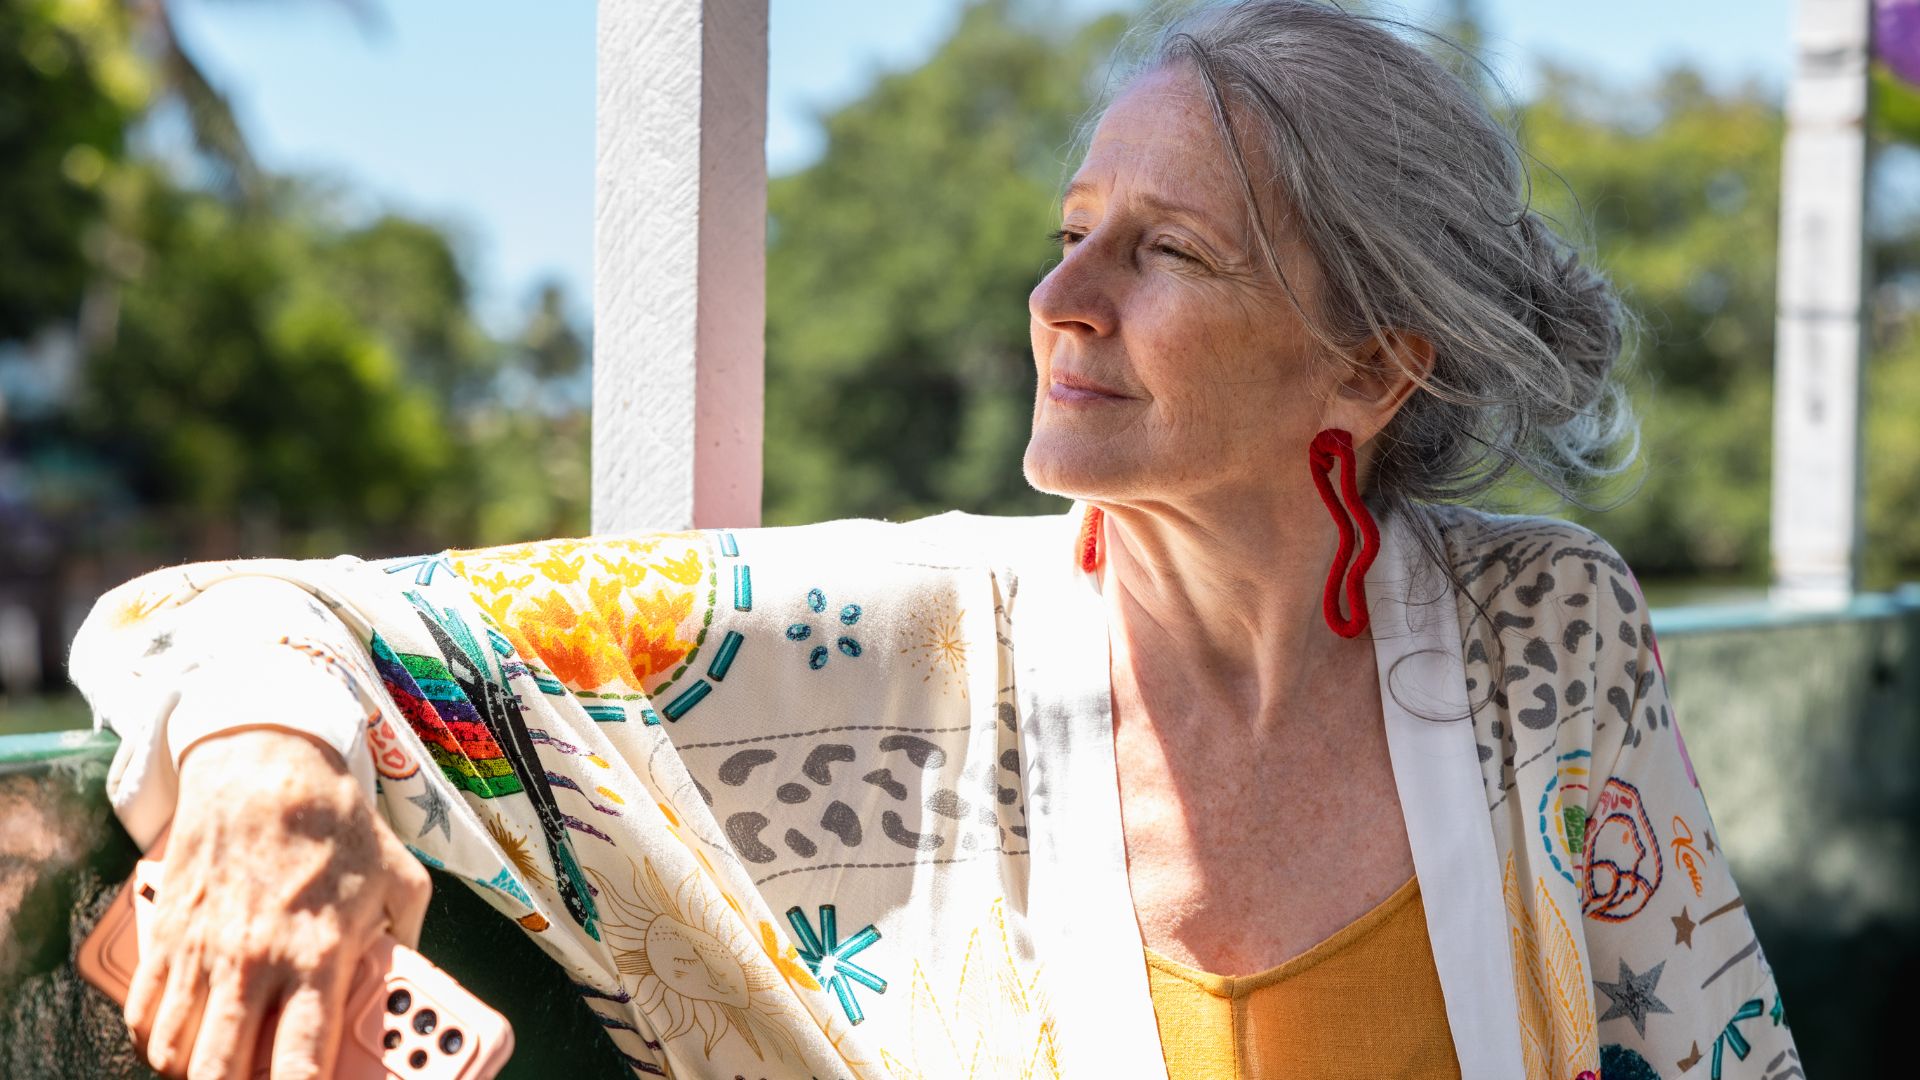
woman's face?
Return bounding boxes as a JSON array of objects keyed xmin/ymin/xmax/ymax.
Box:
[{"xmin": 1023, "ymin": 64, "xmax": 1384, "ymax": 509}]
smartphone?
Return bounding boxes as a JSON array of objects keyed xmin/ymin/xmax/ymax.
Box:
[{"xmin": 77, "ymin": 844, "xmax": 515, "ymax": 1079}]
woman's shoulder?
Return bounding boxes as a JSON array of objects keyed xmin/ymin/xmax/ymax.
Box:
[
  {"xmin": 1422, "ymin": 503, "xmax": 1634, "ymax": 578},
  {"xmin": 1417, "ymin": 503, "xmax": 1647, "ymax": 631}
]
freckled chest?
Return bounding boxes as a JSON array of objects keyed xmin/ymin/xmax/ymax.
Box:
[{"xmin": 1111, "ymin": 654, "xmax": 1416, "ymax": 975}]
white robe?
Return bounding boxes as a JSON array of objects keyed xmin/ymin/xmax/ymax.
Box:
[{"xmin": 69, "ymin": 502, "xmax": 1799, "ymax": 1079}]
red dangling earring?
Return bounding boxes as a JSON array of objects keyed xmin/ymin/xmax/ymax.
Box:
[
  {"xmin": 1077, "ymin": 505, "xmax": 1105, "ymax": 573},
  {"xmin": 1308, "ymin": 428, "xmax": 1381, "ymax": 638}
]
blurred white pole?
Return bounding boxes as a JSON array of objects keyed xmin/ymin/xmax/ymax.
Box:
[
  {"xmin": 593, "ymin": 0, "xmax": 767, "ymax": 534},
  {"xmin": 1770, "ymin": 0, "xmax": 1873, "ymax": 604}
]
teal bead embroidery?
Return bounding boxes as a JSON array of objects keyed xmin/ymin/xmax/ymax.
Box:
[
  {"xmin": 786, "ymin": 903, "xmax": 886, "ymax": 1025},
  {"xmin": 790, "ymin": 589, "xmax": 863, "ymax": 669}
]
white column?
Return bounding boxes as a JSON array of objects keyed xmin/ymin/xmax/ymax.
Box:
[
  {"xmin": 1769, "ymin": 0, "xmax": 1873, "ymax": 604},
  {"xmin": 593, "ymin": 0, "xmax": 767, "ymax": 534}
]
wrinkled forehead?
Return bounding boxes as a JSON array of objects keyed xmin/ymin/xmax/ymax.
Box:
[{"xmin": 1066, "ymin": 64, "xmax": 1273, "ymax": 234}]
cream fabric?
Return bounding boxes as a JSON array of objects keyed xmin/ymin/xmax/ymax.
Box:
[{"xmin": 69, "ymin": 503, "xmax": 1801, "ymax": 1079}]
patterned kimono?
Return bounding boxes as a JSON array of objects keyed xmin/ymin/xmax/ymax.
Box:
[{"xmin": 68, "ymin": 501, "xmax": 1801, "ymax": 1079}]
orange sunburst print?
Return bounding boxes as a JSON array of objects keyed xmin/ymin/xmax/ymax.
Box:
[
  {"xmin": 508, "ymin": 589, "xmax": 630, "ymax": 691},
  {"xmin": 454, "ymin": 535, "xmax": 710, "ymax": 694}
]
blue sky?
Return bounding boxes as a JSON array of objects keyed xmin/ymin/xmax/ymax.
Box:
[{"xmin": 166, "ymin": 0, "xmax": 1794, "ymax": 331}]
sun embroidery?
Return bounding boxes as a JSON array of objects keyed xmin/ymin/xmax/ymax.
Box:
[
  {"xmin": 484, "ymin": 813, "xmax": 550, "ymax": 891},
  {"xmin": 109, "ymin": 588, "xmax": 170, "ymax": 629},
  {"xmin": 900, "ymin": 594, "xmax": 968, "ymax": 697},
  {"xmin": 586, "ymin": 858, "xmax": 804, "ymax": 1064}
]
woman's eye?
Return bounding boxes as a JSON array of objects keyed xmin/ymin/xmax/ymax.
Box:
[{"xmin": 1047, "ymin": 228, "xmax": 1194, "ymax": 264}]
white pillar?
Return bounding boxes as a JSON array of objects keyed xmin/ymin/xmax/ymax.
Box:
[
  {"xmin": 1769, "ymin": 0, "xmax": 1873, "ymax": 604},
  {"xmin": 593, "ymin": 0, "xmax": 767, "ymax": 534}
]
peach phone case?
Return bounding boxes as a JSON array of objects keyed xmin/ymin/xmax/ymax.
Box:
[{"xmin": 78, "ymin": 846, "xmax": 515, "ymax": 1079}]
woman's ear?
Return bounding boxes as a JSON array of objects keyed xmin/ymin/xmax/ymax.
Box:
[{"xmin": 1329, "ymin": 330, "xmax": 1436, "ymax": 442}]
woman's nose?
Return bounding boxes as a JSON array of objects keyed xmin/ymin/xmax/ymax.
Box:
[{"xmin": 1030, "ymin": 248, "xmax": 1116, "ymax": 338}]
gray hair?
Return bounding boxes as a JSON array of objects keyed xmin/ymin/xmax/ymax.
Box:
[{"xmin": 1089, "ymin": 0, "xmax": 1641, "ymax": 545}]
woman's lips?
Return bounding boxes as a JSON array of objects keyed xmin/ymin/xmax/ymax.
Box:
[{"xmin": 1048, "ymin": 374, "xmax": 1132, "ymax": 403}]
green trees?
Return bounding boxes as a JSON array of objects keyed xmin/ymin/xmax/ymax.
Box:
[
  {"xmin": 763, "ymin": 0, "xmax": 1126, "ymax": 525},
  {"xmin": 0, "ymin": 0, "xmax": 136, "ymax": 342},
  {"xmin": 76, "ymin": 177, "xmax": 451, "ymax": 531},
  {"xmin": 1512, "ymin": 66, "xmax": 1787, "ymax": 577},
  {"xmin": 0, "ymin": 0, "xmax": 590, "ymax": 556}
]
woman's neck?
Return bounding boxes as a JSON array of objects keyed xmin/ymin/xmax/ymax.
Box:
[{"xmin": 1098, "ymin": 493, "xmax": 1377, "ymax": 739}]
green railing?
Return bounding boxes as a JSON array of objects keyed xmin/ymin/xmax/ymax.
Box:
[{"xmin": 4, "ymin": 589, "xmax": 1915, "ymax": 1076}]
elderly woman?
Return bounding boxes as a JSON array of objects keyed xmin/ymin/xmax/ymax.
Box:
[{"xmin": 71, "ymin": 2, "xmax": 1798, "ymax": 1078}]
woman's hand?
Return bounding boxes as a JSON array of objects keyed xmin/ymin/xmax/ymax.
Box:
[{"xmin": 125, "ymin": 726, "xmax": 434, "ymax": 1080}]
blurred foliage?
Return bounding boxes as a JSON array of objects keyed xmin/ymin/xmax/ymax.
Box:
[
  {"xmin": 764, "ymin": 1, "xmax": 1920, "ymax": 591},
  {"xmin": 1875, "ymin": 62, "xmax": 1920, "ymax": 146},
  {"xmin": 0, "ymin": 0, "xmax": 590, "ymax": 558},
  {"xmin": 1509, "ymin": 66, "xmax": 1788, "ymax": 576},
  {"xmin": 1865, "ymin": 312, "xmax": 1920, "ymax": 585},
  {"xmin": 763, "ymin": 0, "xmax": 1126, "ymax": 524},
  {"xmin": 0, "ymin": 0, "xmax": 137, "ymax": 341},
  {"xmin": 77, "ymin": 170, "xmax": 451, "ymax": 530}
]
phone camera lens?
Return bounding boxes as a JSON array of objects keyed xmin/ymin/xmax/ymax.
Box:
[
  {"xmin": 408, "ymin": 1049, "xmax": 428, "ymax": 1069},
  {"xmin": 386, "ymin": 989, "xmax": 412, "ymax": 1015},
  {"xmin": 439, "ymin": 1029, "xmax": 464, "ymax": 1054},
  {"xmin": 412, "ymin": 1008, "xmax": 438, "ymax": 1035},
  {"xmin": 383, "ymin": 1029, "xmax": 402, "ymax": 1049}
]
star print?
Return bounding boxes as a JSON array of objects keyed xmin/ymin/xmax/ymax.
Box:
[
  {"xmin": 1672, "ymin": 906, "xmax": 1696, "ymax": 947},
  {"xmin": 408, "ymin": 786, "xmax": 452, "ymax": 841},
  {"xmin": 143, "ymin": 632, "xmax": 173, "ymax": 657},
  {"xmin": 1677, "ymin": 1042, "xmax": 1703, "ymax": 1071},
  {"xmin": 1705, "ymin": 830, "xmax": 1717, "ymax": 855},
  {"xmin": 1595, "ymin": 958, "xmax": 1674, "ymax": 1036}
]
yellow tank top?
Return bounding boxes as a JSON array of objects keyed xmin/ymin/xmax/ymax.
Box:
[{"xmin": 1144, "ymin": 874, "xmax": 1462, "ymax": 1080}]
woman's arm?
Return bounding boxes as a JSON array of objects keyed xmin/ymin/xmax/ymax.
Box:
[
  {"xmin": 67, "ymin": 533, "xmax": 720, "ymax": 1078},
  {"xmin": 71, "ymin": 572, "xmax": 432, "ymax": 1079},
  {"xmin": 1579, "ymin": 565, "xmax": 1799, "ymax": 1079},
  {"xmin": 70, "ymin": 517, "xmax": 1013, "ymax": 1079}
]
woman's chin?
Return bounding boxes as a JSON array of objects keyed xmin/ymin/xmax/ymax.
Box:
[{"xmin": 1022, "ymin": 433, "xmax": 1135, "ymax": 502}]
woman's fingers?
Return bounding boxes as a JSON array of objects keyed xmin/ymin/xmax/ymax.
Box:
[
  {"xmin": 182, "ymin": 964, "xmax": 271, "ymax": 1080},
  {"xmin": 144, "ymin": 944, "xmax": 208, "ymax": 1076},
  {"xmin": 267, "ymin": 969, "xmax": 350, "ymax": 1080},
  {"xmin": 122, "ymin": 934, "xmax": 170, "ymax": 1054},
  {"xmin": 126, "ymin": 729, "xmax": 425, "ymax": 1079}
]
